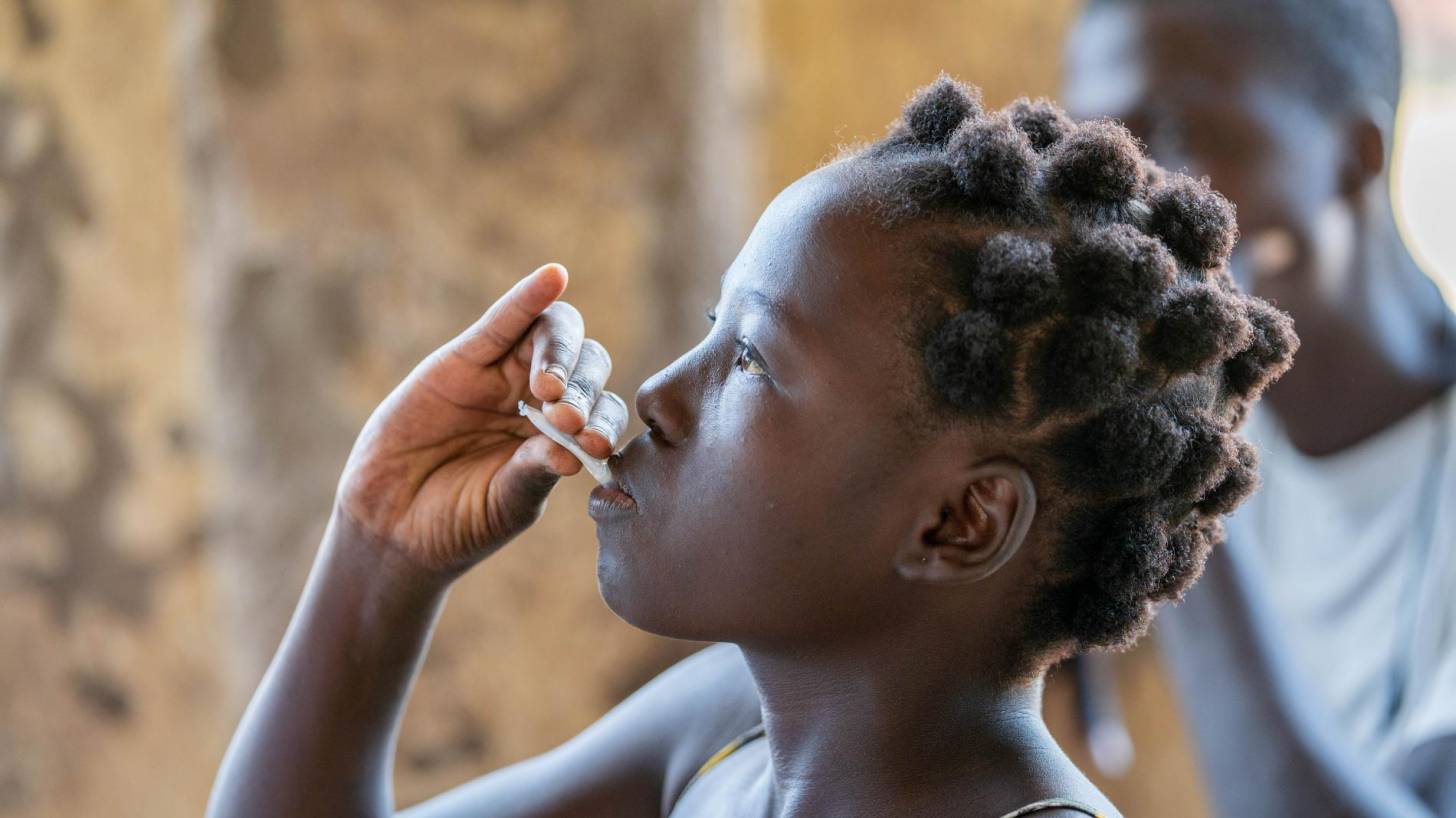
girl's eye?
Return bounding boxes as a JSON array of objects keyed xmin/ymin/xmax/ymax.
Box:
[{"xmin": 734, "ymin": 339, "xmax": 768, "ymax": 377}]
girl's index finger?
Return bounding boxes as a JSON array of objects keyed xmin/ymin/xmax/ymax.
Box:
[{"xmin": 448, "ymin": 263, "xmax": 569, "ymax": 366}]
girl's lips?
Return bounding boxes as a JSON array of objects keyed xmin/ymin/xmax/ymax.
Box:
[{"xmin": 588, "ymin": 481, "xmax": 637, "ymax": 520}]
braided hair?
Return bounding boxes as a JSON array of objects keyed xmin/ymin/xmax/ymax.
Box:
[{"xmin": 847, "ymin": 76, "xmax": 1297, "ymax": 658}]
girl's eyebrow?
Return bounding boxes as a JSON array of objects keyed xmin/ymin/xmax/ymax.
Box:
[{"xmin": 737, "ymin": 288, "xmax": 796, "ymax": 329}]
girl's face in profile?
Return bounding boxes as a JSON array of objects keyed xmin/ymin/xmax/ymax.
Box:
[{"xmin": 594, "ymin": 163, "xmax": 977, "ymax": 649}]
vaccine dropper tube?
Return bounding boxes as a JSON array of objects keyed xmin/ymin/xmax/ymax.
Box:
[{"xmin": 517, "ymin": 400, "xmax": 614, "ymax": 485}]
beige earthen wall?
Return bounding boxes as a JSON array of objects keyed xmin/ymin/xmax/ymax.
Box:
[{"xmin": 0, "ymin": 2, "xmax": 1206, "ymax": 815}]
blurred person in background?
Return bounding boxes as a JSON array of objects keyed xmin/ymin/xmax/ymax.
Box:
[{"xmin": 1065, "ymin": 0, "xmax": 1456, "ymax": 815}]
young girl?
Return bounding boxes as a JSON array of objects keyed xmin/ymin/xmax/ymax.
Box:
[{"xmin": 206, "ymin": 77, "xmax": 1295, "ymax": 817}]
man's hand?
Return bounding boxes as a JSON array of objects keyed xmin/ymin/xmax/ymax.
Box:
[{"xmin": 335, "ymin": 263, "xmax": 629, "ymax": 577}]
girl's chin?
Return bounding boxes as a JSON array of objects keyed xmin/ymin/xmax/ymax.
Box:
[{"xmin": 595, "ymin": 554, "xmax": 722, "ymax": 642}]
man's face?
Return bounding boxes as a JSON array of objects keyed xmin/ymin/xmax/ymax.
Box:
[{"xmin": 1063, "ymin": 4, "xmax": 1353, "ymax": 312}]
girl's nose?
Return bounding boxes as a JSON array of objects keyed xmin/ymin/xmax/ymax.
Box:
[{"xmin": 634, "ymin": 360, "xmax": 696, "ymax": 446}]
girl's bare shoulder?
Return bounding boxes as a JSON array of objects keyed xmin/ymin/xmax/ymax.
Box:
[{"xmin": 640, "ymin": 643, "xmax": 764, "ymax": 807}]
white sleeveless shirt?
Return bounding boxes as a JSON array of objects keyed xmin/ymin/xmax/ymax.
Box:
[{"xmin": 1231, "ymin": 389, "xmax": 1456, "ymax": 767}]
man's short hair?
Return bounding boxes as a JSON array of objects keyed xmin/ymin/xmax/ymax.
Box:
[{"xmin": 1092, "ymin": 0, "xmax": 1403, "ymax": 118}]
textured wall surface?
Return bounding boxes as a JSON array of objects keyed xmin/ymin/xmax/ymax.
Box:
[
  {"xmin": 171, "ymin": 0, "xmax": 746, "ymax": 809},
  {"xmin": 0, "ymin": 2, "xmax": 219, "ymax": 815},
  {"xmin": 0, "ymin": 2, "xmax": 1206, "ymax": 816}
]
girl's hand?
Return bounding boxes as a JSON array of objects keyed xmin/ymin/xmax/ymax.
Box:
[{"xmin": 335, "ymin": 263, "xmax": 628, "ymax": 577}]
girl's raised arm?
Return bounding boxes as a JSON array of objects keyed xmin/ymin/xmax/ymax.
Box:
[{"xmin": 205, "ymin": 263, "xmax": 649, "ymax": 817}]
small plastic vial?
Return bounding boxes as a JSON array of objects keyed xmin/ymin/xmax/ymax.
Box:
[{"xmin": 517, "ymin": 400, "xmax": 614, "ymax": 485}]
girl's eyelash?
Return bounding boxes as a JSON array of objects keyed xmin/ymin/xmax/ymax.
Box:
[
  {"xmin": 734, "ymin": 338, "xmax": 768, "ymax": 377},
  {"xmin": 702, "ymin": 307, "xmax": 766, "ymax": 376}
]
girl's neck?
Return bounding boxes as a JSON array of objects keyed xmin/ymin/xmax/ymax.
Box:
[{"xmin": 739, "ymin": 638, "xmax": 1070, "ymax": 816}]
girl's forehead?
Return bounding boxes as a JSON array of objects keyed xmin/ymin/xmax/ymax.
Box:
[
  {"xmin": 724, "ymin": 164, "xmax": 907, "ymax": 318},
  {"xmin": 721, "ymin": 167, "xmax": 922, "ymax": 387}
]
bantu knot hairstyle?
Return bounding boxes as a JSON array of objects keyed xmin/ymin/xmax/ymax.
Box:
[
  {"xmin": 1006, "ymin": 97, "xmax": 1073, "ymax": 153},
  {"xmin": 947, "ymin": 112, "xmax": 1039, "ymax": 218},
  {"xmin": 1044, "ymin": 119, "xmax": 1146, "ymax": 221},
  {"xmin": 1148, "ymin": 175, "xmax": 1239, "ymax": 270},
  {"xmin": 852, "ymin": 77, "xmax": 1298, "ymax": 660},
  {"xmin": 898, "ymin": 73, "xmax": 984, "ymax": 148}
]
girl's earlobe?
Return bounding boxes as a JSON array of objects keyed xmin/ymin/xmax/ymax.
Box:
[{"xmin": 895, "ymin": 460, "xmax": 1037, "ymax": 583}]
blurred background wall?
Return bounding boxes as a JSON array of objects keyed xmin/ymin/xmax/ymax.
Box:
[{"xmin": 0, "ymin": 2, "xmax": 1447, "ymax": 816}]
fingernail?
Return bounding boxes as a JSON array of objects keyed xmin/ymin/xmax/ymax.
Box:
[
  {"xmin": 584, "ymin": 423, "xmax": 612, "ymax": 439},
  {"xmin": 544, "ymin": 364, "xmax": 568, "ymax": 385}
]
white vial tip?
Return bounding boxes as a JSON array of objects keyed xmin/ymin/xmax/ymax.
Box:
[{"xmin": 517, "ymin": 400, "xmax": 614, "ymax": 485}]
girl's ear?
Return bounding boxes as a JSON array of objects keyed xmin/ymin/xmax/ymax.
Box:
[{"xmin": 895, "ymin": 459, "xmax": 1037, "ymax": 583}]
